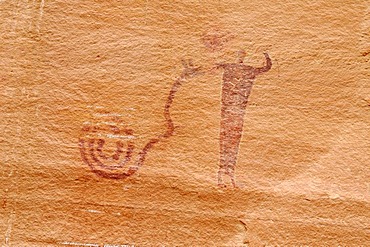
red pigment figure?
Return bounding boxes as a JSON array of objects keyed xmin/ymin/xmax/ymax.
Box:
[
  {"xmin": 79, "ymin": 60, "xmax": 201, "ymax": 179},
  {"xmin": 217, "ymin": 50, "xmax": 272, "ymax": 187}
]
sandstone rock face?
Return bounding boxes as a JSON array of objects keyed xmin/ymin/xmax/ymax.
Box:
[{"xmin": 0, "ymin": 1, "xmax": 369, "ymax": 246}]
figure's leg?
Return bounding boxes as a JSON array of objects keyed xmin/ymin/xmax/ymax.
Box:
[{"xmin": 218, "ymin": 105, "xmax": 245, "ymax": 187}]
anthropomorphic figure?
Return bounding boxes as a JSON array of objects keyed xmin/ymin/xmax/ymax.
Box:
[{"xmin": 217, "ymin": 50, "xmax": 272, "ymax": 187}]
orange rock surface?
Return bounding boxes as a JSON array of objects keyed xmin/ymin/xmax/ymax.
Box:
[{"xmin": 0, "ymin": 1, "xmax": 369, "ymax": 246}]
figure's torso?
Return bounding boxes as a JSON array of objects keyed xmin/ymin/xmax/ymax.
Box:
[
  {"xmin": 222, "ymin": 64, "xmax": 257, "ymax": 81},
  {"xmin": 221, "ymin": 64, "xmax": 256, "ymax": 107}
]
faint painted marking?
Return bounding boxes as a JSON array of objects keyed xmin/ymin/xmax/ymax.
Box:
[
  {"xmin": 104, "ymin": 245, "xmax": 134, "ymax": 247},
  {"xmin": 4, "ymin": 211, "xmax": 15, "ymax": 247},
  {"xmin": 2, "ymin": 189, "xmax": 8, "ymax": 209},
  {"xmin": 93, "ymin": 113, "xmax": 129, "ymax": 117},
  {"xmin": 87, "ymin": 105, "xmax": 104, "ymax": 109},
  {"xmin": 61, "ymin": 242, "xmax": 99, "ymax": 247},
  {"xmin": 86, "ymin": 209, "xmax": 102, "ymax": 214},
  {"xmin": 105, "ymin": 134, "xmax": 135, "ymax": 139},
  {"xmin": 36, "ymin": 0, "xmax": 45, "ymax": 32},
  {"xmin": 202, "ymin": 29, "xmax": 234, "ymax": 52},
  {"xmin": 12, "ymin": 0, "xmax": 21, "ymax": 33}
]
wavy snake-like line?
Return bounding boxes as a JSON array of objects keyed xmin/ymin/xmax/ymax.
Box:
[{"xmin": 79, "ymin": 61, "xmax": 200, "ymax": 179}]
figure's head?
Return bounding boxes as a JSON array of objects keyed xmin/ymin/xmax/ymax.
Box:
[{"xmin": 237, "ymin": 49, "xmax": 246, "ymax": 63}]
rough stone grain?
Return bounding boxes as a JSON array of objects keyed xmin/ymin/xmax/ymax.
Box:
[{"xmin": 0, "ymin": 0, "xmax": 369, "ymax": 246}]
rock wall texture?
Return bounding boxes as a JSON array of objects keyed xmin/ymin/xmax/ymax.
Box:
[{"xmin": 0, "ymin": 0, "xmax": 369, "ymax": 246}]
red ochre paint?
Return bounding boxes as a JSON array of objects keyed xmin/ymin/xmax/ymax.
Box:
[{"xmin": 217, "ymin": 51, "xmax": 272, "ymax": 187}]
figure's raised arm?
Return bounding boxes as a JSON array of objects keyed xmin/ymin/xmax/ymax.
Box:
[{"xmin": 255, "ymin": 53, "xmax": 272, "ymax": 74}]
